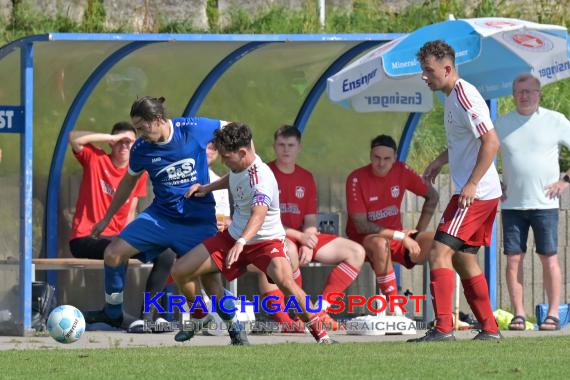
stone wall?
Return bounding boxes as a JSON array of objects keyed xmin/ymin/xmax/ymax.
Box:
[{"xmin": 5, "ymin": 0, "xmax": 567, "ymax": 33}]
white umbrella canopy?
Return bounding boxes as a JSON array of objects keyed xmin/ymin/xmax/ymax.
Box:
[{"xmin": 328, "ymin": 17, "xmax": 570, "ymax": 112}]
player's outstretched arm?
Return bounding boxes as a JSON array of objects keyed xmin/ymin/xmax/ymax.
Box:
[
  {"xmin": 416, "ymin": 186, "xmax": 439, "ymax": 232},
  {"xmin": 69, "ymin": 131, "xmax": 134, "ymax": 153},
  {"xmin": 91, "ymin": 172, "xmax": 140, "ymax": 237},
  {"xmin": 185, "ymin": 174, "xmax": 229, "ymax": 198},
  {"xmin": 423, "ymin": 149, "xmax": 448, "ymax": 184}
]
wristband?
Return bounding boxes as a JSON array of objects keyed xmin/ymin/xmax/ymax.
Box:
[
  {"xmin": 393, "ymin": 231, "xmax": 405, "ymax": 241},
  {"xmin": 236, "ymin": 237, "xmax": 247, "ymax": 245}
]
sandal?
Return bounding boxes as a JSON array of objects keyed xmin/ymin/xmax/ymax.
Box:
[
  {"xmin": 539, "ymin": 315, "xmax": 560, "ymax": 331},
  {"xmin": 508, "ymin": 315, "xmax": 526, "ymax": 331}
]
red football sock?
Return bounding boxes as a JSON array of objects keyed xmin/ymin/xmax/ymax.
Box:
[
  {"xmin": 321, "ymin": 262, "xmax": 360, "ymax": 300},
  {"xmin": 430, "ymin": 268, "xmax": 455, "ymax": 333},
  {"xmin": 190, "ymin": 307, "xmax": 208, "ymax": 320},
  {"xmin": 376, "ymin": 270, "xmax": 398, "ymax": 297},
  {"xmin": 305, "ymin": 314, "xmax": 328, "ymax": 342},
  {"xmin": 262, "ymin": 290, "xmax": 295, "ymax": 325},
  {"xmin": 292, "ymin": 268, "xmax": 303, "ymax": 288},
  {"xmin": 462, "ymin": 273, "xmax": 498, "ymax": 333}
]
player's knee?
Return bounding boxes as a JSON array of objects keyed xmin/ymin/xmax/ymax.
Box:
[
  {"xmin": 367, "ymin": 239, "xmax": 388, "ymax": 259},
  {"xmin": 171, "ymin": 263, "xmax": 194, "ymax": 284},
  {"xmin": 103, "ymin": 244, "xmax": 127, "ymax": 263},
  {"xmin": 352, "ymin": 244, "xmax": 366, "ymax": 263}
]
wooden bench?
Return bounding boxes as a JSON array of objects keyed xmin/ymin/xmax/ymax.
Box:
[
  {"xmin": 0, "ymin": 258, "xmax": 153, "ymax": 282},
  {"xmin": 31, "ymin": 258, "xmax": 152, "ymax": 271}
]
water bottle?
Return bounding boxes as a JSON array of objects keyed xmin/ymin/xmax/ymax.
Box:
[
  {"xmin": 327, "ymin": 220, "xmax": 337, "ymax": 235},
  {"xmin": 318, "ymin": 220, "xmax": 326, "ymax": 233}
]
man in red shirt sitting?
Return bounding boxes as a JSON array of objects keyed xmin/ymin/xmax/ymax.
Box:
[{"xmin": 346, "ymin": 135, "xmax": 438, "ymax": 306}]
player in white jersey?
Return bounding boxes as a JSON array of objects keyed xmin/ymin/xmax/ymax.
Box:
[
  {"xmin": 172, "ymin": 122, "xmax": 335, "ymax": 345},
  {"xmin": 408, "ymin": 40, "xmax": 502, "ymax": 343}
]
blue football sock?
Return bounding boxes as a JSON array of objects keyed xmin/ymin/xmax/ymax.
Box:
[{"xmin": 103, "ymin": 263, "xmax": 127, "ymax": 319}]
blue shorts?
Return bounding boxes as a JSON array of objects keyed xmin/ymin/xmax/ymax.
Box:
[
  {"xmin": 119, "ymin": 210, "xmax": 217, "ymax": 263},
  {"xmin": 501, "ymin": 209, "xmax": 558, "ymax": 256}
]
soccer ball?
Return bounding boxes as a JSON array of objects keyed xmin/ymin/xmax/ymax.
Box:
[{"xmin": 47, "ymin": 305, "xmax": 85, "ymax": 344}]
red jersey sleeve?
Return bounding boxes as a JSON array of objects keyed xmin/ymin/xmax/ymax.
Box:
[
  {"xmin": 132, "ymin": 171, "xmax": 148, "ymax": 198},
  {"xmin": 402, "ymin": 164, "xmax": 428, "ymax": 197},
  {"xmin": 73, "ymin": 144, "xmax": 101, "ymax": 167},
  {"xmin": 346, "ymin": 171, "xmax": 367, "ymax": 214}
]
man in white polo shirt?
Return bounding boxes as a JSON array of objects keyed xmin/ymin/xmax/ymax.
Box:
[{"xmin": 496, "ymin": 73, "xmax": 570, "ymax": 331}]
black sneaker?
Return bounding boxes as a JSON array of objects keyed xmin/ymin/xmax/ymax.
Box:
[
  {"xmin": 175, "ymin": 329, "xmax": 195, "ymax": 342},
  {"xmin": 229, "ymin": 329, "xmax": 250, "ymax": 345},
  {"xmin": 473, "ymin": 330, "xmax": 503, "ymax": 341},
  {"xmin": 84, "ymin": 309, "xmax": 123, "ymax": 328},
  {"xmin": 407, "ymin": 328, "xmax": 456, "ymax": 343},
  {"xmin": 175, "ymin": 314, "xmax": 213, "ymax": 342}
]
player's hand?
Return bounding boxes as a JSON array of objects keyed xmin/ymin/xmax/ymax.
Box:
[
  {"xmin": 185, "ymin": 183, "xmax": 208, "ymax": 198},
  {"xmin": 403, "ymin": 237, "xmax": 421, "ymax": 258},
  {"xmin": 299, "ymin": 246, "xmax": 314, "ymax": 266},
  {"xmin": 298, "ymin": 232, "xmax": 318, "ymax": 249},
  {"xmin": 459, "ymin": 181, "xmax": 477, "ymax": 208},
  {"xmin": 226, "ymin": 241, "xmax": 245, "ymax": 268},
  {"xmin": 500, "ymin": 181, "xmax": 507, "ymax": 202},
  {"xmin": 404, "ymin": 229, "xmax": 417, "ymax": 237},
  {"xmin": 91, "ymin": 218, "xmax": 110, "ymax": 238},
  {"xmin": 423, "ymin": 160, "xmax": 443, "ymax": 184},
  {"xmin": 544, "ymin": 180, "xmax": 569, "ymax": 199}
]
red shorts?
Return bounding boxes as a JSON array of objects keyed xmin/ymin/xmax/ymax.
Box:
[
  {"xmin": 288, "ymin": 233, "xmax": 337, "ymax": 262},
  {"xmin": 388, "ymin": 239, "xmax": 416, "ymax": 269},
  {"xmin": 437, "ymin": 195, "xmax": 499, "ymax": 247},
  {"xmin": 203, "ymin": 230, "xmax": 287, "ymax": 281}
]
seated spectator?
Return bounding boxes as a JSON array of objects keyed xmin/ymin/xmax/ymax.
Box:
[{"xmin": 346, "ymin": 135, "xmax": 438, "ymax": 303}]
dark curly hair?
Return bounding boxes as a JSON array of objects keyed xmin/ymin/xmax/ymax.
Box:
[
  {"xmin": 213, "ymin": 122, "xmax": 252, "ymax": 152},
  {"xmin": 130, "ymin": 96, "xmax": 167, "ymax": 121},
  {"xmin": 417, "ymin": 40, "xmax": 455, "ymax": 66}
]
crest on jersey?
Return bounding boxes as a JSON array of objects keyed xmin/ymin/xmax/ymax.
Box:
[
  {"xmin": 295, "ymin": 186, "xmax": 305, "ymax": 199},
  {"xmin": 390, "ymin": 185, "xmax": 400, "ymax": 198}
]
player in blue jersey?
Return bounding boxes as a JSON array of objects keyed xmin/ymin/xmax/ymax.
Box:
[{"xmin": 84, "ymin": 96, "xmax": 235, "ymax": 333}]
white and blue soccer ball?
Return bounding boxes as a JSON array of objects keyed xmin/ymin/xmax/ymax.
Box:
[{"xmin": 47, "ymin": 305, "xmax": 86, "ymax": 344}]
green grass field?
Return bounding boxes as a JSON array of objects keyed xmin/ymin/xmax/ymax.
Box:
[{"xmin": 1, "ymin": 336, "xmax": 568, "ymax": 379}]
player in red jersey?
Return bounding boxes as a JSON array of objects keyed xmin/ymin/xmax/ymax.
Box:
[
  {"xmin": 69, "ymin": 122, "xmax": 175, "ymax": 330},
  {"xmin": 252, "ymin": 125, "xmax": 365, "ymax": 331},
  {"xmin": 409, "ymin": 40, "xmax": 502, "ymax": 342},
  {"xmin": 346, "ymin": 134, "xmax": 438, "ymax": 306}
]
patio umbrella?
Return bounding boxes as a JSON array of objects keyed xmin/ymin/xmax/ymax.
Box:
[{"xmin": 328, "ymin": 17, "xmax": 570, "ymax": 112}]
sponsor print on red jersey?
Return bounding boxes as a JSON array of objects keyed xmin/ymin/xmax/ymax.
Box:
[{"xmin": 345, "ymin": 161, "xmax": 427, "ymax": 242}]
